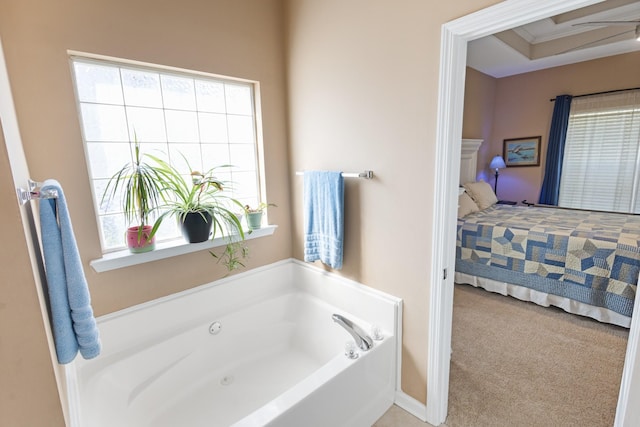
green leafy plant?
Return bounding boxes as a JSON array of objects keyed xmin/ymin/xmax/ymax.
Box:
[
  {"xmin": 243, "ymin": 202, "xmax": 276, "ymax": 231},
  {"xmin": 243, "ymin": 202, "xmax": 277, "ymax": 213},
  {"xmin": 149, "ymin": 153, "xmax": 248, "ymax": 270},
  {"xmin": 211, "ymin": 241, "xmax": 250, "ymax": 272},
  {"xmin": 101, "ymin": 138, "xmax": 164, "ymax": 246}
]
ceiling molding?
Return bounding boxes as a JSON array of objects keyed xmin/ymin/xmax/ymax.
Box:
[
  {"xmin": 467, "ymin": 0, "xmax": 640, "ymax": 77},
  {"xmin": 553, "ymin": 0, "xmax": 640, "ymax": 24},
  {"xmin": 494, "ymin": 30, "xmax": 531, "ymax": 58},
  {"xmin": 532, "ymin": 25, "xmax": 637, "ymax": 58}
]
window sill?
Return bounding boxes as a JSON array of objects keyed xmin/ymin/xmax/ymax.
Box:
[{"xmin": 90, "ymin": 225, "xmax": 277, "ymax": 273}]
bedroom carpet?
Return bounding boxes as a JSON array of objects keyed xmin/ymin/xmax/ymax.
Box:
[{"xmin": 446, "ymin": 284, "xmax": 629, "ymax": 427}]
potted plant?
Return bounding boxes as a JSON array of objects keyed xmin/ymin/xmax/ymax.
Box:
[
  {"xmin": 101, "ymin": 139, "xmax": 164, "ymax": 253},
  {"xmin": 149, "ymin": 154, "xmax": 248, "ymax": 270},
  {"xmin": 244, "ymin": 202, "xmax": 276, "ymax": 230}
]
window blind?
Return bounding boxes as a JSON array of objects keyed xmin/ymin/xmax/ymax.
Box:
[{"xmin": 558, "ymin": 90, "xmax": 640, "ymax": 213}]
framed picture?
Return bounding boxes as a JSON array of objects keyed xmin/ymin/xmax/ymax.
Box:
[{"xmin": 503, "ymin": 136, "xmax": 541, "ymax": 167}]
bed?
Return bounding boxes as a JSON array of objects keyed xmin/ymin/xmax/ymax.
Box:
[{"xmin": 455, "ymin": 140, "xmax": 639, "ymax": 328}]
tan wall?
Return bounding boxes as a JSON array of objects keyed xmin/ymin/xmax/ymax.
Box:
[
  {"xmin": 465, "ymin": 51, "xmax": 640, "ymax": 204},
  {"xmin": 286, "ymin": 0, "xmax": 501, "ymax": 403},
  {"xmin": 0, "ymin": 121, "xmax": 66, "ymax": 426},
  {"xmin": 462, "ymin": 67, "xmax": 498, "ymax": 183},
  {"xmin": 0, "ymin": 0, "xmax": 291, "ymax": 317},
  {"xmin": 1, "ymin": 0, "xmax": 289, "ymax": 425}
]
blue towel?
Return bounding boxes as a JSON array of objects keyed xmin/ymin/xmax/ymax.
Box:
[
  {"xmin": 304, "ymin": 171, "xmax": 344, "ymax": 270},
  {"xmin": 39, "ymin": 179, "xmax": 101, "ymax": 364}
]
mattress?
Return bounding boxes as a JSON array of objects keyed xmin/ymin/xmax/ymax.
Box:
[{"xmin": 456, "ymin": 205, "xmax": 640, "ymax": 320}]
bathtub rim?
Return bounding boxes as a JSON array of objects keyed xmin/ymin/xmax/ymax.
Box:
[{"xmin": 94, "ymin": 258, "xmax": 401, "ymax": 326}]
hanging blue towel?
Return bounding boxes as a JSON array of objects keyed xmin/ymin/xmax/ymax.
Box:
[
  {"xmin": 39, "ymin": 179, "xmax": 101, "ymax": 364},
  {"xmin": 304, "ymin": 171, "xmax": 344, "ymax": 270}
]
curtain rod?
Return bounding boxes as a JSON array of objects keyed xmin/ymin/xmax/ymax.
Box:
[{"xmin": 549, "ymin": 87, "xmax": 640, "ymax": 102}]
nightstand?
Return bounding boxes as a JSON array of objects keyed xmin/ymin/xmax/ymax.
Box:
[{"xmin": 496, "ymin": 200, "xmax": 517, "ymax": 205}]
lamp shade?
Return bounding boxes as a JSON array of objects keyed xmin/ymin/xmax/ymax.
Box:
[{"xmin": 490, "ymin": 155, "xmax": 506, "ymax": 170}]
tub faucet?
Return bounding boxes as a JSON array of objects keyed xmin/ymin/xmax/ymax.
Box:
[{"xmin": 332, "ymin": 314, "xmax": 373, "ymax": 351}]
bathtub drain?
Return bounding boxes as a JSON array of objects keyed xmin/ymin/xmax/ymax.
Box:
[{"xmin": 220, "ymin": 375, "xmax": 234, "ymax": 386}]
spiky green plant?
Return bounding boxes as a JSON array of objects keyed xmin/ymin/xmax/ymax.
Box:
[{"xmin": 101, "ymin": 138, "xmax": 164, "ymax": 242}]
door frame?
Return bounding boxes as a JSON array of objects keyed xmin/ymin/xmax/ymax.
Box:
[{"xmin": 425, "ymin": 0, "xmax": 640, "ymax": 425}]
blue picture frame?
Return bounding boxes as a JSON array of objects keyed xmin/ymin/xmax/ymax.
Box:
[{"xmin": 503, "ymin": 136, "xmax": 541, "ymax": 167}]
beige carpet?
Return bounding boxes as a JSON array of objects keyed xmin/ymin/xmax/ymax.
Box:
[{"xmin": 446, "ymin": 284, "xmax": 629, "ymax": 427}]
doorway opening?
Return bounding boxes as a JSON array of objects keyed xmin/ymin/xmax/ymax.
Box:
[{"xmin": 425, "ymin": 0, "xmax": 639, "ymax": 425}]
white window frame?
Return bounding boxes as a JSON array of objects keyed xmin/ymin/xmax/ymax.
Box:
[{"xmin": 69, "ymin": 51, "xmax": 267, "ymax": 258}]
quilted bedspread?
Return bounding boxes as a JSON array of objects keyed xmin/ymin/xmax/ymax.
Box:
[{"xmin": 456, "ymin": 205, "xmax": 640, "ymax": 317}]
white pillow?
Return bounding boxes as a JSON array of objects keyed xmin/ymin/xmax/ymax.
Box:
[
  {"xmin": 458, "ymin": 192, "xmax": 480, "ymax": 218},
  {"xmin": 463, "ymin": 181, "xmax": 498, "ymax": 210}
]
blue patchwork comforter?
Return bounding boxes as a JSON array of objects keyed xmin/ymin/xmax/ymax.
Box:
[{"xmin": 456, "ymin": 205, "xmax": 640, "ymax": 318}]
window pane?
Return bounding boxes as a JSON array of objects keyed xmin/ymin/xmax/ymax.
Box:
[
  {"xmin": 225, "ymin": 84, "xmax": 252, "ymax": 115},
  {"xmin": 93, "ymin": 178, "xmax": 123, "ymax": 215},
  {"xmin": 80, "ymin": 104, "xmax": 128, "ymax": 142},
  {"xmin": 229, "ymin": 144, "xmax": 256, "ymax": 171},
  {"xmin": 100, "ymin": 214, "xmax": 127, "ymax": 250},
  {"xmin": 139, "ymin": 143, "xmax": 170, "ymax": 161},
  {"xmin": 121, "ymin": 68, "xmax": 162, "ymax": 107},
  {"xmin": 212, "ymin": 170, "xmax": 234, "ymax": 197},
  {"xmin": 195, "ymin": 80, "xmax": 226, "ymax": 113},
  {"xmin": 161, "ymin": 75, "xmax": 196, "ymax": 110},
  {"xmin": 73, "ymin": 62, "xmax": 123, "ymax": 105},
  {"xmin": 86, "ymin": 142, "xmax": 132, "ymax": 179},
  {"xmin": 199, "ymin": 112, "xmax": 228, "ymax": 143},
  {"xmin": 201, "ymin": 143, "xmax": 230, "ymax": 168},
  {"xmin": 227, "ymin": 115, "xmax": 254, "ymax": 143},
  {"xmin": 165, "ymin": 110, "xmax": 199, "ymax": 143},
  {"xmin": 232, "ymin": 170, "xmax": 259, "ymax": 199},
  {"xmin": 154, "ymin": 210, "xmax": 179, "ymax": 240},
  {"xmin": 126, "ymin": 106, "xmax": 167, "ymax": 142},
  {"xmin": 169, "ymin": 144, "xmax": 203, "ymax": 175}
]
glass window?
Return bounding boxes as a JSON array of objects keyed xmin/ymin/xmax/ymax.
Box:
[
  {"xmin": 558, "ymin": 90, "xmax": 640, "ymax": 213},
  {"xmin": 71, "ymin": 56, "xmax": 262, "ymax": 252}
]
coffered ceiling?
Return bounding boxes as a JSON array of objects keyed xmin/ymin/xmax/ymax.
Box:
[{"xmin": 467, "ymin": 0, "xmax": 640, "ymax": 77}]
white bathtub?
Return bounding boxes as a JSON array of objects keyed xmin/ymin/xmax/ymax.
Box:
[{"xmin": 66, "ymin": 259, "xmax": 402, "ymax": 427}]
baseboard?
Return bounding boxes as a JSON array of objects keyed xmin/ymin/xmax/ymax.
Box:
[{"xmin": 394, "ymin": 391, "xmax": 428, "ymax": 423}]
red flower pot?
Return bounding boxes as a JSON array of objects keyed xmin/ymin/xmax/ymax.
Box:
[{"xmin": 126, "ymin": 225, "xmax": 156, "ymax": 253}]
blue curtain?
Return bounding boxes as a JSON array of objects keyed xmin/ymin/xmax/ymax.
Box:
[{"xmin": 539, "ymin": 94, "xmax": 572, "ymax": 205}]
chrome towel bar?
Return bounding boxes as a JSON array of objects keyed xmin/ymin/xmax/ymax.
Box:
[
  {"xmin": 295, "ymin": 170, "xmax": 373, "ymax": 179},
  {"xmin": 17, "ymin": 179, "xmax": 58, "ymax": 205}
]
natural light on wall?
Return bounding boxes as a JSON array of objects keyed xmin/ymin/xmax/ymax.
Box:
[{"xmin": 70, "ymin": 55, "xmax": 261, "ymax": 252}]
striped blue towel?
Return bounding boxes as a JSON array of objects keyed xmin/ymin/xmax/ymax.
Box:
[
  {"xmin": 303, "ymin": 171, "xmax": 344, "ymax": 270},
  {"xmin": 39, "ymin": 179, "xmax": 101, "ymax": 364}
]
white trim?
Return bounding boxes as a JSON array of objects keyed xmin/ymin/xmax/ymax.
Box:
[
  {"xmin": 615, "ymin": 274, "xmax": 640, "ymax": 426},
  {"xmin": 395, "ymin": 297, "xmax": 404, "ymax": 397},
  {"xmin": 428, "ymin": 0, "xmax": 608, "ymax": 426},
  {"xmin": 67, "ymin": 50, "xmax": 258, "ymax": 84},
  {"xmin": 394, "ymin": 391, "xmax": 428, "ymax": 423},
  {"xmin": 64, "ymin": 364, "xmax": 81, "ymax": 427},
  {"xmin": 90, "ymin": 225, "xmax": 276, "ymax": 272},
  {"xmin": 459, "ymin": 138, "xmax": 483, "ymax": 185},
  {"xmin": 426, "ymin": 20, "xmax": 467, "ymax": 426}
]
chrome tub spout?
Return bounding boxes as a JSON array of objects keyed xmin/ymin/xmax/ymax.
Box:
[{"xmin": 332, "ymin": 314, "xmax": 373, "ymax": 351}]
